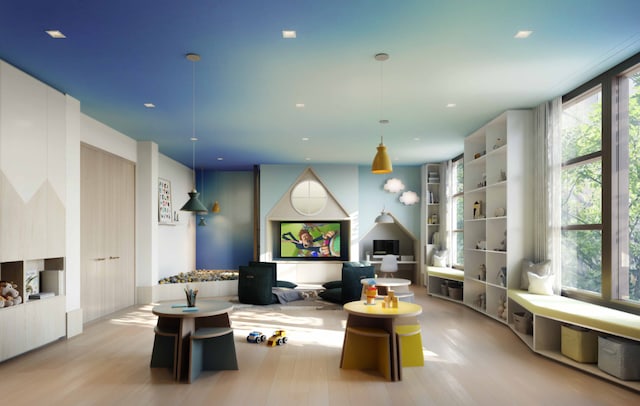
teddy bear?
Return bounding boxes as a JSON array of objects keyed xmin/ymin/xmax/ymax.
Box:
[{"xmin": 0, "ymin": 281, "xmax": 22, "ymax": 307}]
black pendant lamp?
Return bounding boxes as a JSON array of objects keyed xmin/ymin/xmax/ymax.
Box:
[{"xmin": 180, "ymin": 53, "xmax": 208, "ymax": 214}]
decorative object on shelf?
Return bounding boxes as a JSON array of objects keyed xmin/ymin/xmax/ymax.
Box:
[
  {"xmin": 399, "ymin": 190, "xmax": 419, "ymax": 205},
  {"xmin": 374, "ymin": 207, "xmax": 394, "ymax": 223},
  {"xmin": 496, "ymin": 294, "xmax": 507, "ymax": 320},
  {"xmin": 476, "ymin": 240, "xmax": 486, "ymax": 250},
  {"xmin": 180, "ymin": 53, "xmax": 208, "ymax": 213},
  {"xmin": 384, "ymin": 178, "xmax": 404, "ymax": 193},
  {"xmin": 494, "ymin": 207, "xmax": 506, "ymax": 217},
  {"xmin": 473, "ymin": 200, "xmax": 482, "ymax": 219},
  {"xmin": 499, "ymin": 169, "xmax": 507, "ymax": 181},
  {"xmin": 0, "ymin": 281, "xmax": 22, "ymax": 307},
  {"xmin": 479, "ymin": 264, "xmax": 486, "ymax": 281},
  {"xmin": 25, "ymin": 269, "xmax": 39, "ymax": 296},
  {"xmin": 493, "ymin": 137, "xmax": 504, "ymax": 150},
  {"xmin": 173, "ymin": 211, "xmax": 179, "ymax": 222},
  {"xmin": 371, "ymin": 53, "xmax": 392, "ymax": 174},
  {"xmin": 497, "ymin": 267, "xmax": 506, "ymax": 287},
  {"xmin": 158, "ymin": 178, "xmax": 173, "ymax": 223},
  {"xmin": 185, "ymin": 286, "xmax": 198, "ymax": 307}
]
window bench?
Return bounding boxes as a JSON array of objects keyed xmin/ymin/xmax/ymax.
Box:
[
  {"xmin": 507, "ymin": 289, "xmax": 640, "ymax": 391},
  {"xmin": 425, "ymin": 266, "xmax": 464, "ymax": 303}
]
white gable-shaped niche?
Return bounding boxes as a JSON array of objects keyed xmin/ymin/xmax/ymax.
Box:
[
  {"xmin": 265, "ymin": 168, "xmax": 352, "ymax": 267},
  {"xmin": 267, "ymin": 167, "xmax": 349, "ymax": 220}
]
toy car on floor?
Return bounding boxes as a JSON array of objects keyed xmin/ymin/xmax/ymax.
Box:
[
  {"xmin": 247, "ymin": 331, "xmax": 267, "ymax": 343},
  {"xmin": 267, "ymin": 329, "xmax": 288, "ymax": 346}
]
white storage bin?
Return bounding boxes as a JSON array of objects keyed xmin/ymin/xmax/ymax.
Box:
[{"xmin": 597, "ymin": 336, "xmax": 640, "ymax": 380}]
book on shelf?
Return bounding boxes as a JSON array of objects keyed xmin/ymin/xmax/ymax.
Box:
[{"xmin": 28, "ymin": 292, "xmax": 55, "ymax": 300}]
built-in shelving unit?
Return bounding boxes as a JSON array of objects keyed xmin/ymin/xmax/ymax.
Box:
[
  {"xmin": 0, "ymin": 257, "xmax": 66, "ymax": 362},
  {"xmin": 420, "ymin": 163, "xmax": 444, "ymax": 286},
  {"xmin": 462, "ymin": 110, "xmax": 533, "ymax": 322}
]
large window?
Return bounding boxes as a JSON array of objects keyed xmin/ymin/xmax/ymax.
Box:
[
  {"xmin": 450, "ymin": 156, "xmax": 464, "ymax": 268},
  {"xmin": 618, "ymin": 67, "xmax": 640, "ymax": 303},
  {"xmin": 561, "ymin": 88, "xmax": 603, "ymax": 295},
  {"xmin": 561, "ymin": 53, "xmax": 640, "ymax": 310}
]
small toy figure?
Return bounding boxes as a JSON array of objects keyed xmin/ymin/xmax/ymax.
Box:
[
  {"xmin": 267, "ymin": 330, "xmax": 288, "ymax": 346},
  {"xmin": 365, "ymin": 285, "xmax": 377, "ymax": 305},
  {"xmin": 246, "ymin": 331, "xmax": 267, "ymax": 343}
]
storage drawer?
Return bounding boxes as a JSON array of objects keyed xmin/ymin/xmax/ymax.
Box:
[
  {"xmin": 597, "ymin": 336, "xmax": 640, "ymax": 380},
  {"xmin": 561, "ymin": 325, "xmax": 598, "ymax": 363}
]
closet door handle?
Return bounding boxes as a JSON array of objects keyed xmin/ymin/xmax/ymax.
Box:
[
  {"xmin": 95, "ymin": 257, "xmax": 106, "ymax": 261},
  {"xmin": 109, "ymin": 256, "xmax": 120, "ymax": 260}
]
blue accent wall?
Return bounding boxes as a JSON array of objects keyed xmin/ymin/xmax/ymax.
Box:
[
  {"xmin": 196, "ymin": 165, "xmax": 421, "ymax": 269},
  {"xmin": 196, "ymin": 170, "xmax": 254, "ymax": 269}
]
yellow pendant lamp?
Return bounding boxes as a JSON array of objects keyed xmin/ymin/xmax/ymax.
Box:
[{"xmin": 371, "ymin": 53, "xmax": 392, "ymax": 174}]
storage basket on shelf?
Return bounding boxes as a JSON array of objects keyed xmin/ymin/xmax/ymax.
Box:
[
  {"xmin": 561, "ymin": 325, "xmax": 598, "ymax": 363},
  {"xmin": 440, "ymin": 281, "xmax": 448, "ymax": 296},
  {"xmin": 512, "ymin": 311, "xmax": 533, "ymax": 335},
  {"xmin": 598, "ymin": 336, "xmax": 640, "ymax": 380},
  {"xmin": 447, "ymin": 281, "xmax": 463, "ymax": 300}
]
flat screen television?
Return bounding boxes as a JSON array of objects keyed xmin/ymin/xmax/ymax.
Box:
[
  {"xmin": 373, "ymin": 239, "xmax": 399, "ymax": 256},
  {"xmin": 276, "ymin": 221, "xmax": 349, "ymax": 261}
]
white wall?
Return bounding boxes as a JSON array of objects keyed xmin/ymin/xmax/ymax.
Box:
[{"xmin": 157, "ymin": 154, "xmax": 196, "ymax": 280}]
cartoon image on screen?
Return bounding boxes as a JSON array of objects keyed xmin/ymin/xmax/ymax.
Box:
[{"xmin": 280, "ymin": 222, "xmax": 341, "ymax": 258}]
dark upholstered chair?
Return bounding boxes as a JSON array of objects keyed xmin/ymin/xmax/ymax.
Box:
[
  {"xmin": 319, "ymin": 262, "xmax": 375, "ymax": 305},
  {"xmin": 238, "ymin": 265, "xmax": 277, "ymax": 305}
]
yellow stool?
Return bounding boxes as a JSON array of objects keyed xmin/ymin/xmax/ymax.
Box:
[
  {"xmin": 395, "ymin": 324, "xmax": 424, "ymax": 367},
  {"xmin": 340, "ymin": 327, "xmax": 391, "ymax": 380}
]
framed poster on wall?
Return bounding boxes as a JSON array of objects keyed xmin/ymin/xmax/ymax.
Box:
[{"xmin": 158, "ymin": 178, "xmax": 173, "ymax": 223}]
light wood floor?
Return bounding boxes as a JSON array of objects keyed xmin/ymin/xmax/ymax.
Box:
[{"xmin": 1, "ymin": 286, "xmax": 638, "ymax": 405}]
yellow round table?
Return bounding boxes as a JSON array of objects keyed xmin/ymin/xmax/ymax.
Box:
[{"xmin": 341, "ymin": 300, "xmax": 422, "ymax": 381}]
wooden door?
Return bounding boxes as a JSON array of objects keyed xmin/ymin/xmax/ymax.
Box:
[{"xmin": 81, "ymin": 144, "xmax": 135, "ymax": 323}]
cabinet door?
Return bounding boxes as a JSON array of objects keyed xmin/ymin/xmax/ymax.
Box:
[{"xmin": 81, "ymin": 145, "xmax": 135, "ymax": 323}]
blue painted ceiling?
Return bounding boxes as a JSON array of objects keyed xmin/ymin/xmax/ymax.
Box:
[{"xmin": 1, "ymin": 1, "xmax": 639, "ymax": 170}]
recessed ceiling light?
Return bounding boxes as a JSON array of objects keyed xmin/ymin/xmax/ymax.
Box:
[
  {"xmin": 295, "ymin": 103, "xmax": 305, "ymax": 108},
  {"xmin": 190, "ymin": 137, "xmax": 198, "ymax": 141},
  {"xmin": 514, "ymin": 30, "xmax": 533, "ymax": 39},
  {"xmin": 301, "ymin": 137, "xmax": 309, "ymax": 141},
  {"xmin": 45, "ymin": 30, "xmax": 66, "ymax": 39},
  {"xmin": 305, "ymin": 157, "xmax": 311, "ymax": 161},
  {"xmin": 282, "ymin": 30, "xmax": 296, "ymax": 39},
  {"xmin": 447, "ymin": 103, "xmax": 456, "ymax": 108},
  {"xmin": 413, "ymin": 137, "xmax": 421, "ymax": 141},
  {"xmin": 144, "ymin": 103, "xmax": 155, "ymax": 108},
  {"xmin": 217, "ymin": 157, "xmax": 223, "ymax": 161}
]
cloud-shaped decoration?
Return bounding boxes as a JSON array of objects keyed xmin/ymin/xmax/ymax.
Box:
[
  {"xmin": 384, "ymin": 178, "xmax": 405, "ymax": 193},
  {"xmin": 399, "ymin": 191, "xmax": 420, "ymax": 206}
]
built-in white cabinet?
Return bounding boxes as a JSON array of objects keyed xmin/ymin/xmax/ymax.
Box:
[
  {"xmin": 0, "ymin": 258, "xmax": 66, "ymax": 362},
  {"xmin": 463, "ymin": 110, "xmax": 533, "ymax": 322},
  {"xmin": 0, "ymin": 61, "xmax": 66, "ymax": 262}
]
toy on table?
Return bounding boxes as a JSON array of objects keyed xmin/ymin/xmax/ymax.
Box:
[
  {"xmin": 267, "ymin": 330, "xmax": 288, "ymax": 346},
  {"xmin": 365, "ymin": 284, "xmax": 378, "ymax": 305},
  {"xmin": 382, "ymin": 289, "xmax": 398, "ymax": 308}
]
